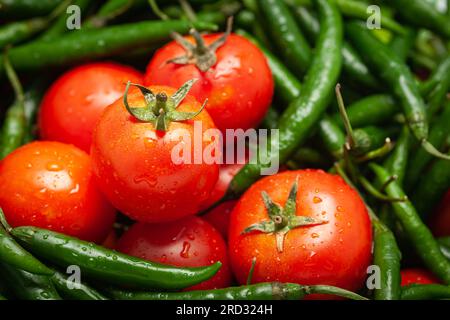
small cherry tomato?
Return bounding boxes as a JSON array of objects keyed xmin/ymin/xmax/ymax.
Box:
[
  {"xmin": 116, "ymin": 216, "xmax": 232, "ymax": 290},
  {"xmin": 203, "ymin": 200, "xmax": 237, "ymax": 240},
  {"xmin": 91, "ymin": 81, "xmax": 219, "ymax": 223},
  {"xmin": 228, "ymin": 170, "xmax": 372, "ymax": 294},
  {"xmin": 0, "ymin": 141, "xmax": 115, "ymax": 243},
  {"xmin": 401, "ymin": 268, "xmax": 440, "ymax": 286},
  {"xmin": 429, "ymin": 190, "xmax": 450, "ymax": 237},
  {"xmin": 39, "ymin": 62, "xmax": 144, "ymax": 152},
  {"xmin": 144, "ymin": 31, "xmax": 273, "ymax": 132}
]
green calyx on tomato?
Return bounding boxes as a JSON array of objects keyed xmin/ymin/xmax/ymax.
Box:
[
  {"xmin": 123, "ymin": 79, "xmax": 206, "ymax": 132},
  {"xmin": 168, "ymin": 17, "xmax": 233, "ymax": 72},
  {"xmin": 242, "ymin": 178, "xmax": 327, "ymax": 253}
]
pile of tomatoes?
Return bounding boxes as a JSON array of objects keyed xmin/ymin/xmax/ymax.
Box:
[{"xmin": 0, "ymin": 28, "xmax": 446, "ymax": 296}]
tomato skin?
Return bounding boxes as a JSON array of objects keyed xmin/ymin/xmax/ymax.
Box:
[
  {"xmin": 429, "ymin": 190, "xmax": 450, "ymax": 237},
  {"xmin": 228, "ymin": 170, "xmax": 372, "ymax": 293},
  {"xmin": 39, "ymin": 62, "xmax": 144, "ymax": 152},
  {"xmin": 401, "ymin": 269, "xmax": 440, "ymax": 286},
  {"xmin": 91, "ymin": 85, "xmax": 219, "ymax": 223},
  {"xmin": 203, "ymin": 200, "xmax": 237, "ymax": 240},
  {"xmin": 0, "ymin": 141, "xmax": 116, "ymax": 243},
  {"xmin": 145, "ymin": 34, "xmax": 274, "ymax": 132},
  {"xmin": 116, "ymin": 216, "xmax": 232, "ymax": 290}
]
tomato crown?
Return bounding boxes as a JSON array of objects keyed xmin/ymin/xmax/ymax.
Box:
[
  {"xmin": 168, "ymin": 17, "xmax": 233, "ymax": 72},
  {"xmin": 242, "ymin": 178, "xmax": 327, "ymax": 253},
  {"xmin": 123, "ymin": 79, "xmax": 206, "ymax": 131}
]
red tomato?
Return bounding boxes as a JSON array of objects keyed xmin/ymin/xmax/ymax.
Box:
[
  {"xmin": 401, "ymin": 269, "xmax": 440, "ymax": 286},
  {"xmin": 116, "ymin": 216, "xmax": 232, "ymax": 290},
  {"xmin": 144, "ymin": 33, "xmax": 274, "ymax": 132},
  {"xmin": 203, "ymin": 200, "xmax": 237, "ymax": 240},
  {"xmin": 91, "ymin": 84, "xmax": 219, "ymax": 223},
  {"xmin": 429, "ymin": 190, "xmax": 450, "ymax": 237},
  {"xmin": 0, "ymin": 141, "xmax": 115, "ymax": 243},
  {"xmin": 39, "ymin": 62, "xmax": 143, "ymax": 152},
  {"xmin": 228, "ymin": 170, "xmax": 372, "ymax": 294}
]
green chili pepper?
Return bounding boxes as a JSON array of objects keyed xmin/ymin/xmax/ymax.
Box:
[
  {"xmin": 384, "ymin": 126, "xmax": 410, "ymax": 186},
  {"xmin": 331, "ymin": 95, "xmax": 399, "ymax": 129},
  {"xmin": 347, "ymin": 21, "xmax": 449, "ymax": 160},
  {"xmin": 0, "ymin": 20, "xmax": 217, "ymax": 75},
  {"xmin": 351, "ymin": 126, "xmax": 395, "ymax": 157},
  {"xmin": 22, "ymin": 79, "xmax": 49, "ymax": 143},
  {"xmin": 291, "ymin": 5, "xmax": 378, "ymax": 89},
  {"xmin": 84, "ymin": 0, "xmax": 134, "ymax": 28},
  {"xmin": 411, "ymin": 158, "xmax": 450, "ymax": 219},
  {"xmin": 405, "ymin": 102, "xmax": 450, "ymax": 191},
  {"xmin": 50, "ymin": 268, "xmax": 108, "ymax": 300},
  {"xmin": 334, "ymin": 0, "xmax": 407, "ymax": 35},
  {"xmin": 401, "ymin": 284, "xmax": 450, "ymax": 300},
  {"xmin": 389, "ymin": 28, "xmax": 416, "ymax": 62},
  {"xmin": 260, "ymin": 107, "xmax": 280, "ymax": 130},
  {"xmin": 420, "ymin": 55, "xmax": 450, "ymax": 97},
  {"xmin": 235, "ymin": 29, "xmax": 302, "ymax": 104},
  {"xmin": 0, "ymin": 51, "xmax": 26, "ymax": 160},
  {"xmin": 228, "ymin": 0, "xmax": 343, "ymax": 197},
  {"xmin": 257, "ymin": 0, "xmax": 312, "ymax": 76},
  {"xmin": 439, "ymin": 237, "xmax": 450, "ymax": 261},
  {"xmin": 426, "ymin": 56, "xmax": 450, "ymax": 117},
  {"xmin": 11, "ymin": 226, "xmax": 222, "ymax": 290},
  {"xmin": 0, "ymin": 262, "xmax": 61, "ymax": 300},
  {"xmin": 387, "ymin": 0, "xmax": 450, "ymax": 38},
  {"xmin": 318, "ymin": 115, "xmax": 346, "ymax": 159},
  {"xmin": 370, "ymin": 163, "xmax": 450, "ymax": 285},
  {"xmin": 0, "ymin": 0, "xmax": 63, "ymax": 19},
  {"xmin": 105, "ymin": 282, "xmax": 368, "ymax": 300}
]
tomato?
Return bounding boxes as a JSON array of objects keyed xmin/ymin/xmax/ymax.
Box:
[
  {"xmin": 91, "ymin": 83, "xmax": 219, "ymax": 223},
  {"xmin": 401, "ymin": 269, "xmax": 439, "ymax": 286},
  {"xmin": 39, "ymin": 62, "xmax": 144, "ymax": 152},
  {"xmin": 429, "ymin": 190, "xmax": 450, "ymax": 237},
  {"xmin": 116, "ymin": 216, "xmax": 232, "ymax": 290},
  {"xmin": 144, "ymin": 33, "xmax": 273, "ymax": 132},
  {"xmin": 203, "ymin": 200, "xmax": 237, "ymax": 240},
  {"xmin": 0, "ymin": 141, "xmax": 115, "ymax": 243},
  {"xmin": 228, "ymin": 170, "xmax": 372, "ymax": 294}
]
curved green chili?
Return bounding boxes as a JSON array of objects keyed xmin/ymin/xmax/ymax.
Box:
[
  {"xmin": 405, "ymin": 102, "xmax": 450, "ymax": 191},
  {"xmin": 401, "ymin": 284, "xmax": 450, "ymax": 300},
  {"xmin": 425, "ymin": 56, "xmax": 450, "ymax": 117},
  {"xmin": 370, "ymin": 163, "xmax": 450, "ymax": 285},
  {"xmin": 411, "ymin": 158, "xmax": 450, "ymax": 219},
  {"xmin": 387, "ymin": 0, "xmax": 450, "ymax": 38},
  {"xmin": 257, "ymin": 0, "xmax": 312, "ymax": 76},
  {"xmin": 105, "ymin": 282, "xmax": 368, "ymax": 300},
  {"xmin": 347, "ymin": 21, "xmax": 448, "ymax": 160},
  {"xmin": 0, "ymin": 262, "xmax": 61, "ymax": 300},
  {"xmin": 389, "ymin": 28, "xmax": 416, "ymax": 62},
  {"xmin": 11, "ymin": 226, "xmax": 222, "ymax": 290},
  {"xmin": 236, "ymin": 29, "xmax": 302, "ymax": 104},
  {"xmin": 318, "ymin": 115, "xmax": 346, "ymax": 159},
  {"xmin": 420, "ymin": 56, "xmax": 450, "ymax": 96},
  {"xmin": 51, "ymin": 268, "xmax": 108, "ymax": 300},
  {"xmin": 291, "ymin": 5, "xmax": 378, "ymax": 89},
  {"xmin": 228, "ymin": 0, "xmax": 343, "ymax": 197},
  {"xmin": 0, "ymin": 0, "xmax": 63, "ymax": 19},
  {"xmin": 0, "ymin": 20, "xmax": 217, "ymax": 74},
  {"xmin": 384, "ymin": 126, "xmax": 410, "ymax": 186}
]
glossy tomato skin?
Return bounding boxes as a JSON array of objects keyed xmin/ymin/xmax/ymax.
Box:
[
  {"xmin": 401, "ymin": 269, "xmax": 439, "ymax": 286},
  {"xmin": 145, "ymin": 34, "xmax": 274, "ymax": 132},
  {"xmin": 429, "ymin": 190, "xmax": 450, "ymax": 237},
  {"xmin": 116, "ymin": 216, "xmax": 232, "ymax": 290},
  {"xmin": 0, "ymin": 141, "xmax": 116, "ymax": 243},
  {"xmin": 203, "ymin": 200, "xmax": 237, "ymax": 240},
  {"xmin": 39, "ymin": 62, "xmax": 144, "ymax": 152},
  {"xmin": 91, "ymin": 85, "xmax": 219, "ymax": 223},
  {"xmin": 228, "ymin": 170, "xmax": 372, "ymax": 293}
]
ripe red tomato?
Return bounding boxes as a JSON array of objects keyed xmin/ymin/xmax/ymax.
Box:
[
  {"xmin": 203, "ymin": 200, "xmax": 237, "ymax": 240},
  {"xmin": 116, "ymin": 216, "xmax": 232, "ymax": 290},
  {"xmin": 401, "ymin": 269, "xmax": 439, "ymax": 286},
  {"xmin": 39, "ymin": 62, "xmax": 143, "ymax": 152},
  {"xmin": 144, "ymin": 33, "xmax": 273, "ymax": 132},
  {"xmin": 429, "ymin": 190, "xmax": 450, "ymax": 237},
  {"xmin": 0, "ymin": 141, "xmax": 115, "ymax": 243},
  {"xmin": 91, "ymin": 84, "xmax": 219, "ymax": 223},
  {"xmin": 228, "ymin": 170, "xmax": 372, "ymax": 293}
]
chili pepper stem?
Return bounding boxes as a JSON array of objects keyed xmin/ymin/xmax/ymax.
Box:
[
  {"xmin": 148, "ymin": 0, "xmax": 169, "ymax": 21},
  {"xmin": 335, "ymin": 84, "xmax": 356, "ymax": 149},
  {"xmin": 306, "ymin": 285, "xmax": 368, "ymax": 300},
  {"xmin": 0, "ymin": 208, "xmax": 12, "ymax": 233},
  {"xmin": 421, "ymin": 139, "xmax": 450, "ymax": 161}
]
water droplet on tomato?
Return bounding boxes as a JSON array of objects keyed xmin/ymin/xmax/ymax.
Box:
[
  {"xmin": 180, "ymin": 241, "xmax": 191, "ymax": 258},
  {"xmin": 313, "ymin": 196, "xmax": 322, "ymax": 204},
  {"xmin": 46, "ymin": 163, "xmax": 62, "ymax": 171}
]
